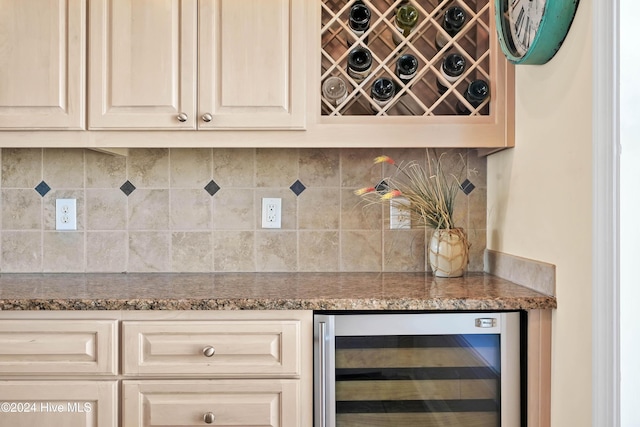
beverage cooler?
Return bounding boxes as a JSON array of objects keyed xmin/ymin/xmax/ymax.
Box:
[{"xmin": 314, "ymin": 312, "xmax": 524, "ymax": 427}]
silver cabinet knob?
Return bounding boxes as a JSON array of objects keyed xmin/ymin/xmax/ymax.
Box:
[
  {"xmin": 203, "ymin": 412, "xmax": 215, "ymax": 424},
  {"xmin": 177, "ymin": 112, "xmax": 188, "ymax": 122},
  {"xmin": 202, "ymin": 346, "xmax": 215, "ymax": 357},
  {"xmin": 201, "ymin": 113, "xmax": 213, "ymax": 122}
]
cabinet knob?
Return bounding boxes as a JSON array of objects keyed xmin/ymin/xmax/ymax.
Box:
[
  {"xmin": 203, "ymin": 412, "xmax": 215, "ymax": 424},
  {"xmin": 202, "ymin": 113, "xmax": 213, "ymax": 122},
  {"xmin": 177, "ymin": 112, "xmax": 188, "ymax": 122},
  {"xmin": 202, "ymin": 346, "xmax": 216, "ymax": 357}
]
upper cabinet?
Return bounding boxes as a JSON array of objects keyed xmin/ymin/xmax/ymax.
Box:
[
  {"xmin": 89, "ymin": 0, "xmax": 305, "ymax": 130},
  {"xmin": 0, "ymin": 0, "xmax": 85, "ymax": 129},
  {"xmin": 0, "ymin": 0, "xmax": 513, "ymax": 148}
]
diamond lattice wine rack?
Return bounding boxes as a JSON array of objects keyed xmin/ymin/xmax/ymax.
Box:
[{"xmin": 320, "ymin": 0, "xmax": 491, "ymax": 117}]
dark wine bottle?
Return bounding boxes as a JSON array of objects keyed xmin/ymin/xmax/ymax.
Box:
[
  {"xmin": 370, "ymin": 77, "xmax": 396, "ymax": 112},
  {"xmin": 395, "ymin": 54, "xmax": 419, "ymax": 85},
  {"xmin": 436, "ymin": 53, "xmax": 465, "ymax": 94},
  {"xmin": 457, "ymin": 79, "xmax": 490, "ymax": 114},
  {"xmin": 349, "ymin": 1, "xmax": 371, "ymax": 44},
  {"xmin": 347, "ymin": 47, "xmax": 373, "ymax": 83},
  {"xmin": 436, "ymin": 6, "xmax": 466, "ymax": 50}
]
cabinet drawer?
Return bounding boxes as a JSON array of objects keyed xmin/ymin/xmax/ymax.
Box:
[
  {"xmin": 122, "ymin": 380, "xmax": 299, "ymax": 427},
  {"xmin": 0, "ymin": 380, "xmax": 117, "ymax": 427},
  {"xmin": 122, "ymin": 320, "xmax": 301, "ymax": 377},
  {"xmin": 0, "ymin": 320, "xmax": 117, "ymax": 375}
]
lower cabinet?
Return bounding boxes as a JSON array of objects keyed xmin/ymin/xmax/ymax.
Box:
[
  {"xmin": 0, "ymin": 381, "xmax": 118, "ymax": 427},
  {"xmin": 122, "ymin": 380, "xmax": 300, "ymax": 427}
]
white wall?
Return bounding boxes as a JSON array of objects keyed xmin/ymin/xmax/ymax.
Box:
[
  {"xmin": 620, "ymin": 0, "xmax": 640, "ymax": 424},
  {"xmin": 486, "ymin": 1, "xmax": 593, "ymax": 426}
]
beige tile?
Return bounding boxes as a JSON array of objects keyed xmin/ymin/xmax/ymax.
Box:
[
  {"xmin": 466, "ymin": 228, "xmax": 486, "ymax": 272},
  {"xmin": 256, "ymin": 148, "xmax": 298, "ymax": 187},
  {"xmin": 299, "ymin": 148, "xmax": 340, "ymax": 187},
  {"xmin": 86, "ymin": 189, "xmax": 127, "ymax": 230},
  {"xmin": 255, "ymin": 189, "xmax": 297, "ymax": 230},
  {"xmin": 383, "ymin": 229, "xmax": 426, "ymax": 272},
  {"xmin": 43, "ymin": 148, "xmax": 84, "ymax": 188},
  {"xmin": 452, "ymin": 191, "xmax": 469, "ymax": 230},
  {"xmin": 213, "ymin": 230, "xmax": 255, "ymax": 271},
  {"xmin": 128, "ymin": 189, "xmax": 170, "ymax": 230},
  {"xmin": 171, "ymin": 232, "xmax": 213, "ymax": 272},
  {"xmin": 299, "ymin": 188, "xmax": 340, "ymax": 230},
  {"xmin": 1, "ymin": 231, "xmax": 42, "ymax": 272},
  {"xmin": 213, "ymin": 188, "xmax": 254, "ymax": 230},
  {"xmin": 43, "ymin": 231, "xmax": 84, "ymax": 272},
  {"xmin": 170, "ymin": 148, "xmax": 212, "ymax": 188},
  {"xmin": 86, "ymin": 231, "xmax": 127, "ymax": 272},
  {"xmin": 299, "ymin": 231, "xmax": 339, "ymax": 271},
  {"xmin": 340, "ymin": 148, "xmax": 384, "ymax": 188},
  {"xmin": 85, "ymin": 150, "xmax": 127, "ymax": 188},
  {"xmin": 170, "ymin": 189, "xmax": 212, "ymax": 230},
  {"xmin": 467, "ymin": 187, "xmax": 487, "ymax": 230},
  {"xmin": 212, "ymin": 148, "xmax": 255, "ymax": 187},
  {"xmin": 128, "ymin": 148, "xmax": 169, "ymax": 188},
  {"xmin": 467, "ymin": 149, "xmax": 487, "ymax": 188},
  {"xmin": 255, "ymin": 231, "xmax": 297, "ymax": 271},
  {"xmin": 340, "ymin": 230, "xmax": 382, "ymax": 271},
  {"xmin": 43, "ymin": 190, "xmax": 85, "ymax": 231},
  {"xmin": 128, "ymin": 231, "xmax": 170, "ymax": 272},
  {"xmin": 2, "ymin": 189, "xmax": 42, "ymax": 230},
  {"xmin": 341, "ymin": 188, "xmax": 383, "ymax": 230},
  {"xmin": 1, "ymin": 148, "xmax": 42, "ymax": 188}
]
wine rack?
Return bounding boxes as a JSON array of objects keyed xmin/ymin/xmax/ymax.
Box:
[{"xmin": 321, "ymin": 0, "xmax": 492, "ymax": 117}]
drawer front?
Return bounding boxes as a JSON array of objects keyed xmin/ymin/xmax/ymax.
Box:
[
  {"xmin": 122, "ymin": 380, "xmax": 300, "ymax": 427},
  {"xmin": 0, "ymin": 380, "xmax": 117, "ymax": 427},
  {"xmin": 122, "ymin": 320, "xmax": 301, "ymax": 376},
  {"xmin": 0, "ymin": 320, "xmax": 117, "ymax": 375}
]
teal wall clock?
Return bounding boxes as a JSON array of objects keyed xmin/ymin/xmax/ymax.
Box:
[{"xmin": 494, "ymin": 0, "xmax": 580, "ymax": 65}]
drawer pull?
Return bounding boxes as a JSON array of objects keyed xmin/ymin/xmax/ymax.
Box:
[
  {"xmin": 203, "ymin": 412, "xmax": 215, "ymax": 424},
  {"xmin": 202, "ymin": 346, "xmax": 216, "ymax": 357}
]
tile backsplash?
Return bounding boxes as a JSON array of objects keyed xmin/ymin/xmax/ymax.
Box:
[{"xmin": 0, "ymin": 147, "xmax": 486, "ymax": 273}]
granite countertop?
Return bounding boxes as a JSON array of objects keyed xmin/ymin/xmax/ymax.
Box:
[{"xmin": 0, "ymin": 272, "xmax": 556, "ymax": 311}]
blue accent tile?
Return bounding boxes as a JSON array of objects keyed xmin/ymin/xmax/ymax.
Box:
[
  {"xmin": 204, "ymin": 180, "xmax": 220, "ymax": 196},
  {"xmin": 290, "ymin": 179, "xmax": 306, "ymax": 196},
  {"xmin": 460, "ymin": 179, "xmax": 475, "ymax": 195},
  {"xmin": 34, "ymin": 181, "xmax": 51, "ymax": 197},
  {"xmin": 120, "ymin": 180, "xmax": 136, "ymax": 196}
]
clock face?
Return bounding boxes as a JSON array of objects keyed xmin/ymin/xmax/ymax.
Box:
[
  {"xmin": 505, "ymin": 0, "xmax": 546, "ymax": 57},
  {"xmin": 495, "ymin": 0, "xmax": 580, "ymax": 65}
]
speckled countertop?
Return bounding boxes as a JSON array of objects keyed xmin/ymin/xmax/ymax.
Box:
[{"xmin": 0, "ymin": 272, "xmax": 556, "ymax": 311}]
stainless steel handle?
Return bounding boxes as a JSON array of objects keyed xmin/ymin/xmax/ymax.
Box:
[
  {"xmin": 177, "ymin": 112, "xmax": 188, "ymax": 122},
  {"xmin": 318, "ymin": 321, "xmax": 327, "ymax": 427},
  {"xmin": 203, "ymin": 412, "xmax": 215, "ymax": 424},
  {"xmin": 201, "ymin": 113, "xmax": 213, "ymax": 122},
  {"xmin": 202, "ymin": 346, "xmax": 215, "ymax": 357}
]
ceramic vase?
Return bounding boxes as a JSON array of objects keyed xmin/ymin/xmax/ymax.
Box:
[{"xmin": 428, "ymin": 228, "xmax": 469, "ymax": 277}]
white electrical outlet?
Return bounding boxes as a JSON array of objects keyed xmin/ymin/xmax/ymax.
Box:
[
  {"xmin": 261, "ymin": 198, "xmax": 282, "ymax": 229},
  {"xmin": 390, "ymin": 197, "xmax": 411, "ymax": 229},
  {"xmin": 56, "ymin": 198, "xmax": 77, "ymax": 231}
]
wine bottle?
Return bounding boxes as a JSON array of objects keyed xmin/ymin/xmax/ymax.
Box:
[
  {"xmin": 395, "ymin": 54, "xmax": 419, "ymax": 85},
  {"xmin": 436, "ymin": 53, "xmax": 465, "ymax": 94},
  {"xmin": 392, "ymin": 3, "xmax": 419, "ymax": 45},
  {"xmin": 349, "ymin": 1, "xmax": 371, "ymax": 44},
  {"xmin": 370, "ymin": 77, "xmax": 396, "ymax": 112},
  {"xmin": 435, "ymin": 6, "xmax": 466, "ymax": 50},
  {"xmin": 347, "ymin": 47, "xmax": 373, "ymax": 83},
  {"xmin": 457, "ymin": 79, "xmax": 490, "ymax": 114},
  {"xmin": 322, "ymin": 76, "xmax": 348, "ymax": 106}
]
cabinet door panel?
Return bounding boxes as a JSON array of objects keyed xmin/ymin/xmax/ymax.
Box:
[
  {"xmin": 0, "ymin": 0, "xmax": 85, "ymax": 129},
  {"xmin": 198, "ymin": 0, "xmax": 305, "ymax": 129},
  {"xmin": 122, "ymin": 380, "xmax": 300, "ymax": 427},
  {"xmin": 89, "ymin": 0, "xmax": 197, "ymax": 129},
  {"xmin": 0, "ymin": 381, "xmax": 117, "ymax": 427}
]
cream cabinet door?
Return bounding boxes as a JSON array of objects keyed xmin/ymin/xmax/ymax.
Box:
[
  {"xmin": 122, "ymin": 380, "xmax": 300, "ymax": 427},
  {"xmin": 0, "ymin": 381, "xmax": 117, "ymax": 427},
  {"xmin": 89, "ymin": 0, "xmax": 197, "ymax": 129},
  {"xmin": 0, "ymin": 0, "xmax": 85, "ymax": 129},
  {"xmin": 198, "ymin": 0, "xmax": 305, "ymax": 129}
]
